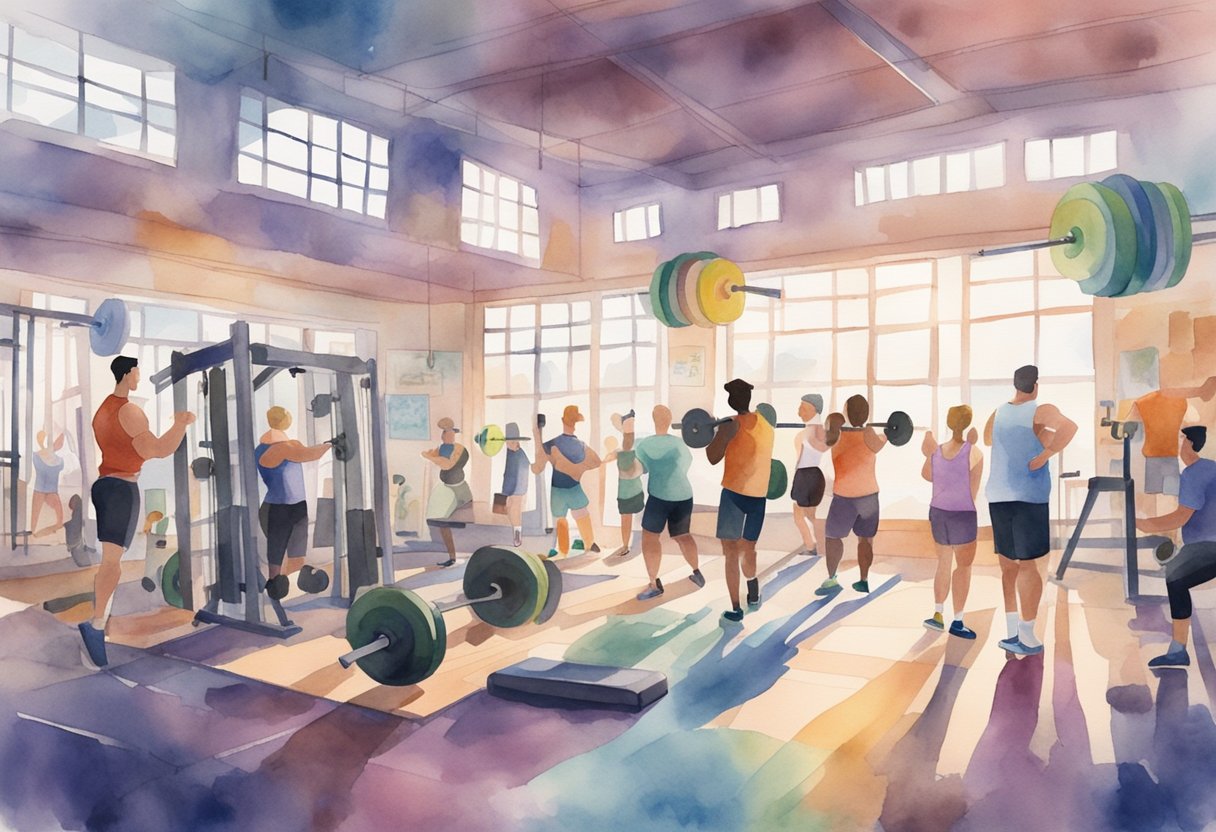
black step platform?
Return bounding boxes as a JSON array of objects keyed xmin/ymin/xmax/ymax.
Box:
[{"xmin": 487, "ymin": 658, "xmax": 668, "ymax": 712}]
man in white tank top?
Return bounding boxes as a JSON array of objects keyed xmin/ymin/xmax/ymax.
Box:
[{"xmin": 791, "ymin": 394, "xmax": 827, "ymax": 557}]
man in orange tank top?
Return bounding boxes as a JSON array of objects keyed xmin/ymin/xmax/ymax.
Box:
[
  {"xmin": 821, "ymin": 395, "xmax": 887, "ymax": 595},
  {"xmin": 707, "ymin": 378, "xmax": 774, "ymax": 623},
  {"xmin": 79, "ymin": 356, "xmax": 195, "ymax": 668}
]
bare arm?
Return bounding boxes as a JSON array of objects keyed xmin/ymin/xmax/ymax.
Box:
[
  {"xmin": 421, "ymin": 444, "xmax": 464, "ymax": 471},
  {"xmin": 808, "ymin": 424, "xmax": 828, "ymax": 452},
  {"xmin": 970, "ymin": 445, "xmax": 984, "ymax": 501},
  {"xmin": 983, "ymin": 411, "xmax": 995, "ymax": 446},
  {"xmin": 1137, "ymin": 505, "xmax": 1195, "ymax": 533},
  {"xmin": 921, "ymin": 455, "xmax": 933, "ymax": 483},
  {"xmin": 1030, "ymin": 404, "xmax": 1078, "ymax": 470},
  {"xmin": 123, "ymin": 403, "xmax": 193, "ymax": 461},
  {"xmin": 706, "ymin": 419, "xmax": 737, "ymax": 466},
  {"xmin": 862, "ymin": 426, "xmax": 887, "ymax": 453},
  {"xmin": 260, "ymin": 440, "xmax": 332, "ymax": 468},
  {"xmin": 531, "ymin": 424, "xmax": 549, "ymax": 474},
  {"xmin": 1160, "ymin": 375, "xmax": 1216, "ymax": 401}
]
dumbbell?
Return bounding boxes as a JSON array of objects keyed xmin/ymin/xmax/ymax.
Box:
[
  {"xmin": 824, "ymin": 410, "xmax": 914, "ymax": 447},
  {"xmin": 338, "ymin": 545, "xmax": 564, "ymax": 686}
]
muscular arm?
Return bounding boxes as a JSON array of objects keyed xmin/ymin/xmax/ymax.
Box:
[
  {"xmin": 983, "ymin": 411, "xmax": 995, "ymax": 447},
  {"xmin": 921, "ymin": 455, "xmax": 933, "ymax": 483},
  {"xmin": 807, "ymin": 424, "xmax": 828, "ymax": 453},
  {"xmin": 1033, "ymin": 404, "xmax": 1078, "ymax": 454},
  {"xmin": 1160, "ymin": 375, "xmax": 1216, "ymax": 401},
  {"xmin": 260, "ymin": 440, "xmax": 332, "ymax": 468},
  {"xmin": 122, "ymin": 403, "xmax": 191, "ymax": 461},
  {"xmin": 970, "ymin": 446, "xmax": 984, "ymax": 501},
  {"xmin": 1137, "ymin": 505, "xmax": 1195, "ymax": 533},
  {"xmin": 530, "ymin": 426, "xmax": 549, "ymax": 474},
  {"xmin": 862, "ymin": 426, "xmax": 887, "ymax": 453},
  {"xmin": 706, "ymin": 423, "xmax": 734, "ymax": 466}
]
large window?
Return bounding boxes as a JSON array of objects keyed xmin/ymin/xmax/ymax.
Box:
[
  {"xmin": 237, "ymin": 91, "xmax": 390, "ymax": 218},
  {"xmin": 613, "ymin": 203, "xmax": 662, "ymax": 242},
  {"xmin": 0, "ymin": 22, "xmax": 176, "ymax": 162},
  {"xmin": 856, "ymin": 143, "xmax": 1004, "ymax": 206},
  {"xmin": 717, "ymin": 184, "xmax": 780, "ymax": 230},
  {"xmin": 730, "ymin": 252, "xmax": 1094, "ymax": 519},
  {"xmin": 1024, "ymin": 130, "xmax": 1116, "ymax": 182},
  {"xmin": 461, "ymin": 159, "xmax": 540, "ymax": 262}
]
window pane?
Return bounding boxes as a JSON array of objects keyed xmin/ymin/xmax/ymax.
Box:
[
  {"xmin": 636, "ymin": 347, "xmax": 656, "ymax": 387},
  {"xmin": 147, "ymin": 127, "xmax": 175, "ymax": 160},
  {"xmin": 541, "ymin": 327, "xmax": 570, "ymax": 349},
  {"xmin": 85, "ymin": 107, "xmax": 141, "ymax": 148},
  {"xmin": 625, "ymin": 206, "xmax": 646, "ymax": 241},
  {"xmin": 888, "ymin": 161, "xmax": 909, "ymax": 200},
  {"xmin": 1052, "ymin": 136, "xmax": 1085, "ymax": 178},
  {"xmin": 498, "ymin": 176, "xmax": 518, "ymax": 201},
  {"xmin": 865, "ymin": 167, "xmax": 885, "ymax": 202},
  {"xmin": 571, "ymin": 302, "xmax": 591, "ymax": 322},
  {"xmin": 837, "ymin": 299, "xmax": 869, "ymax": 329},
  {"xmin": 971, "ymin": 249, "xmax": 1033, "ymax": 281},
  {"xmin": 602, "ymin": 295, "xmax": 631, "ymax": 319},
  {"xmin": 499, "ymin": 199, "xmax": 518, "ymax": 230},
  {"xmin": 836, "ymin": 269, "xmax": 869, "ymax": 295},
  {"xmin": 912, "ymin": 156, "xmax": 941, "ymax": 196},
  {"xmin": 855, "ymin": 169, "xmax": 866, "ymax": 206},
  {"xmin": 1037, "ymin": 313, "xmax": 1093, "ymax": 377},
  {"xmin": 784, "ymin": 272, "xmax": 833, "ymax": 299},
  {"xmin": 341, "ymin": 156, "xmax": 367, "ymax": 185},
  {"xmin": 1039, "ymin": 275, "xmax": 1090, "ymax": 310},
  {"xmin": 85, "ymin": 83, "xmax": 140, "ymax": 115},
  {"xmin": 836, "ymin": 330, "xmax": 868, "ymax": 379},
  {"xmin": 773, "ymin": 332, "xmax": 831, "ymax": 383},
  {"xmin": 971, "ymin": 280, "xmax": 1034, "ymax": 318},
  {"xmin": 237, "ymin": 154, "xmax": 262, "ymax": 185},
  {"xmin": 485, "ymin": 307, "xmax": 508, "ymax": 328},
  {"xmin": 734, "ymin": 188, "xmax": 758, "ymax": 226},
  {"xmin": 974, "ymin": 143, "xmax": 1004, "ymax": 190},
  {"xmin": 342, "ymin": 122, "xmax": 368, "ymax": 158},
  {"xmin": 483, "ymin": 331, "xmax": 506, "ymax": 354},
  {"xmin": 876, "ymin": 330, "xmax": 930, "ymax": 379},
  {"xmin": 267, "ymin": 132, "xmax": 308, "ymax": 170},
  {"xmin": 312, "ymin": 147, "xmax": 337, "ymax": 178},
  {"xmin": 969, "ymin": 317, "xmax": 1035, "ymax": 379},
  {"xmin": 939, "ymin": 323, "xmax": 961, "ymax": 379},
  {"xmin": 1025, "ymin": 139, "xmax": 1051, "ymax": 181},
  {"xmin": 311, "ymin": 178, "xmax": 338, "ymax": 207},
  {"xmin": 732, "ymin": 338, "xmax": 769, "ymax": 382},
  {"xmin": 523, "ymin": 234, "xmax": 541, "ymax": 260},
  {"xmin": 522, "ymin": 209, "xmax": 539, "ymax": 235},
  {"xmin": 759, "ymin": 184, "xmax": 780, "ymax": 221},
  {"xmin": 875, "ymin": 261, "xmax": 932, "ymax": 290},
  {"xmin": 370, "ymin": 135, "xmax": 389, "ymax": 165},
  {"xmin": 876, "ymin": 288, "xmax": 931, "ymax": 325},
  {"xmin": 146, "ymin": 71, "xmax": 175, "ymax": 104},
  {"xmin": 613, "ymin": 211, "xmax": 624, "ymax": 243},
  {"xmin": 267, "ymin": 164, "xmax": 308, "ymax": 197},
  {"xmin": 717, "ymin": 194, "xmax": 731, "ymax": 230},
  {"xmin": 647, "ymin": 204, "xmax": 661, "ymax": 235},
  {"xmin": 510, "ymin": 305, "xmax": 535, "ymax": 328},
  {"xmin": 1088, "ymin": 130, "xmax": 1117, "ymax": 174},
  {"xmin": 600, "ymin": 346, "xmax": 633, "ymax": 387},
  {"xmin": 12, "ymin": 86, "xmax": 78, "ymax": 129},
  {"xmin": 783, "ymin": 299, "xmax": 832, "ymax": 330},
  {"xmin": 84, "ymin": 53, "xmax": 141, "ymax": 95},
  {"xmin": 538, "ymin": 353, "xmax": 569, "ymax": 394},
  {"xmin": 509, "ymin": 327, "xmax": 535, "ymax": 352},
  {"xmin": 13, "ymin": 29, "xmax": 77, "ymax": 76},
  {"xmin": 945, "ymin": 151, "xmax": 971, "ymax": 193},
  {"xmin": 937, "ymin": 257, "xmax": 963, "ymax": 321},
  {"xmin": 509, "ymin": 354, "xmax": 534, "ymax": 393},
  {"xmin": 601, "ymin": 317, "xmax": 632, "ymax": 345},
  {"xmin": 267, "ymin": 101, "xmax": 308, "ymax": 139}
]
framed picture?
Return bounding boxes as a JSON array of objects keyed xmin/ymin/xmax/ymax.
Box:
[
  {"xmin": 670, "ymin": 345, "xmax": 706, "ymax": 387},
  {"xmin": 387, "ymin": 395, "xmax": 431, "ymax": 440},
  {"xmin": 386, "ymin": 350, "xmax": 462, "ymax": 395}
]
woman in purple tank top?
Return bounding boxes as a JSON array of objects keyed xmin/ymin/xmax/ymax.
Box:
[{"xmin": 920, "ymin": 405, "xmax": 984, "ymax": 639}]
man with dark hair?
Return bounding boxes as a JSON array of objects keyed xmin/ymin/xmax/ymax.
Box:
[
  {"xmin": 80, "ymin": 355, "xmax": 194, "ymax": 668},
  {"xmin": 983, "ymin": 364, "xmax": 1077, "ymax": 656},
  {"xmin": 1137, "ymin": 426, "xmax": 1216, "ymax": 667},
  {"xmin": 707, "ymin": 378, "xmax": 774, "ymax": 623},
  {"xmin": 821, "ymin": 394, "xmax": 887, "ymax": 594}
]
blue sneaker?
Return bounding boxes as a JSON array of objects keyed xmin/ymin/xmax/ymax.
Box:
[
  {"xmin": 1148, "ymin": 649, "xmax": 1190, "ymax": 667},
  {"xmin": 949, "ymin": 620, "xmax": 977, "ymax": 640},
  {"xmin": 689, "ymin": 570, "xmax": 706, "ymax": 588},
  {"xmin": 1005, "ymin": 638, "xmax": 1044, "ymax": 656},
  {"xmin": 852, "ymin": 580, "xmax": 870, "ymax": 593},
  {"xmin": 998, "ymin": 635, "xmax": 1021, "ymax": 652},
  {"xmin": 721, "ymin": 608, "xmax": 744, "ymax": 624},
  {"xmin": 78, "ymin": 622, "xmax": 108, "ymax": 668},
  {"xmin": 923, "ymin": 613, "xmax": 945, "ymax": 632},
  {"xmin": 636, "ymin": 583, "xmax": 664, "ymax": 601},
  {"xmin": 815, "ymin": 577, "xmax": 840, "ymax": 596}
]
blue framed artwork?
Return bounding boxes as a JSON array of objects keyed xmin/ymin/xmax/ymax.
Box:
[{"xmin": 387, "ymin": 395, "xmax": 430, "ymax": 440}]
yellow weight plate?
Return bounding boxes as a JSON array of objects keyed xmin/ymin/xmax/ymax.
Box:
[
  {"xmin": 475, "ymin": 424, "xmax": 505, "ymax": 457},
  {"xmin": 697, "ymin": 258, "xmax": 747, "ymax": 325},
  {"xmin": 681, "ymin": 254, "xmax": 718, "ymax": 328}
]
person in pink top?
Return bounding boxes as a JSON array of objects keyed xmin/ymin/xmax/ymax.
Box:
[{"xmin": 920, "ymin": 405, "xmax": 984, "ymax": 639}]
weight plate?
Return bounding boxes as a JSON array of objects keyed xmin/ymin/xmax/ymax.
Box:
[
  {"xmin": 476, "ymin": 424, "xmax": 505, "ymax": 458},
  {"xmin": 756, "ymin": 403, "xmax": 777, "ymax": 426},
  {"xmin": 1159, "ymin": 182, "xmax": 1192, "ymax": 289},
  {"xmin": 682, "ymin": 256, "xmax": 718, "ymax": 328},
  {"xmin": 161, "ymin": 551, "xmax": 184, "ymax": 609},
  {"xmin": 91, "ymin": 298, "xmax": 130, "ymax": 356},
  {"xmin": 463, "ymin": 545, "xmax": 547, "ymax": 628},
  {"xmin": 536, "ymin": 556, "xmax": 563, "ymax": 624},
  {"xmin": 669, "ymin": 252, "xmax": 714, "ymax": 328},
  {"xmin": 346, "ymin": 587, "xmax": 446, "ymax": 686},
  {"xmin": 679, "ymin": 407, "xmax": 718, "ymax": 450},
  {"xmin": 1101, "ymin": 174, "xmax": 1156, "ymax": 296},
  {"xmin": 697, "ymin": 259, "xmax": 747, "ymax": 324},
  {"xmin": 884, "ymin": 411, "xmax": 914, "ymax": 447},
  {"xmin": 658, "ymin": 258, "xmax": 689, "ymax": 328},
  {"xmin": 649, "ymin": 260, "xmax": 672, "ymax": 328},
  {"xmin": 1049, "ymin": 182, "xmax": 1135, "ymax": 296},
  {"xmin": 1140, "ymin": 180, "xmax": 1176, "ymax": 293},
  {"xmin": 767, "ymin": 459, "xmax": 788, "ymax": 501}
]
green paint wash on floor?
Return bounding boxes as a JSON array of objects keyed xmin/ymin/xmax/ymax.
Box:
[{"xmin": 563, "ymin": 609, "xmax": 710, "ymax": 668}]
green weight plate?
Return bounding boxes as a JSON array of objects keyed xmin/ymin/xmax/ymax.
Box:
[
  {"xmin": 767, "ymin": 459, "xmax": 788, "ymax": 501},
  {"xmin": 1101, "ymin": 174, "xmax": 1156, "ymax": 296},
  {"xmin": 658, "ymin": 258, "xmax": 689, "ymax": 328},
  {"xmin": 649, "ymin": 260, "xmax": 672, "ymax": 328},
  {"xmin": 1140, "ymin": 180, "xmax": 1176, "ymax": 293},
  {"xmin": 536, "ymin": 557, "xmax": 563, "ymax": 624},
  {"xmin": 756, "ymin": 403, "xmax": 777, "ymax": 426},
  {"xmin": 463, "ymin": 545, "xmax": 547, "ymax": 628},
  {"xmin": 1159, "ymin": 182, "xmax": 1192, "ymax": 289},
  {"xmin": 161, "ymin": 551, "xmax": 184, "ymax": 609},
  {"xmin": 1049, "ymin": 182, "xmax": 1136, "ymax": 296},
  {"xmin": 668, "ymin": 252, "xmax": 715, "ymax": 328},
  {"xmin": 346, "ymin": 587, "xmax": 446, "ymax": 686}
]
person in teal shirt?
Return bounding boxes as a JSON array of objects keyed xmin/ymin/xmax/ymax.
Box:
[
  {"xmin": 603, "ymin": 410, "xmax": 644, "ymax": 559},
  {"xmin": 632, "ymin": 405, "xmax": 704, "ymax": 600}
]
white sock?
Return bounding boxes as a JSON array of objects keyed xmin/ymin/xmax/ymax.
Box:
[
  {"xmin": 953, "ymin": 609, "xmax": 964, "ymax": 624},
  {"xmin": 934, "ymin": 603, "xmax": 944, "ymax": 615},
  {"xmin": 1019, "ymin": 619, "xmax": 1041, "ymax": 648},
  {"xmin": 1006, "ymin": 612, "xmax": 1019, "ymax": 640}
]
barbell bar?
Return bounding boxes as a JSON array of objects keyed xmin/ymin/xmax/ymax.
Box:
[
  {"xmin": 338, "ymin": 545, "xmax": 561, "ymax": 686},
  {"xmin": 825, "ymin": 410, "xmax": 914, "ymax": 447},
  {"xmin": 473, "ymin": 423, "xmax": 532, "ymax": 458},
  {"xmin": 1, "ymin": 297, "xmax": 131, "ymax": 356}
]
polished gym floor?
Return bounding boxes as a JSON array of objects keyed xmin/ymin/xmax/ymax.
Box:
[{"xmin": 0, "ymin": 531, "xmax": 1211, "ymax": 831}]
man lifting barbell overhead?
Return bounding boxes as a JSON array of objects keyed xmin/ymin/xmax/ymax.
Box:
[
  {"xmin": 984, "ymin": 365, "xmax": 1078, "ymax": 656},
  {"xmin": 633, "ymin": 406, "xmax": 705, "ymax": 601},
  {"xmin": 79, "ymin": 356, "xmax": 195, "ymax": 669},
  {"xmin": 1135, "ymin": 426, "xmax": 1216, "ymax": 667},
  {"xmin": 255, "ymin": 406, "xmax": 332, "ymax": 600},
  {"xmin": 791, "ymin": 394, "xmax": 828, "ymax": 558},
  {"xmin": 533, "ymin": 405, "xmax": 601, "ymax": 557},
  {"xmin": 708, "ymin": 378, "xmax": 775, "ymax": 623},
  {"xmin": 821, "ymin": 395, "xmax": 891, "ymax": 596},
  {"xmin": 921, "ymin": 406, "xmax": 983, "ymax": 639},
  {"xmin": 424, "ymin": 417, "xmax": 474, "ymax": 568}
]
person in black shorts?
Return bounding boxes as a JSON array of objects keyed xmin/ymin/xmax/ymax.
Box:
[{"xmin": 790, "ymin": 394, "xmax": 827, "ymax": 557}]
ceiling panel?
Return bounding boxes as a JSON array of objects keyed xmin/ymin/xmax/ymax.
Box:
[{"xmin": 581, "ymin": 108, "xmax": 734, "ymax": 165}]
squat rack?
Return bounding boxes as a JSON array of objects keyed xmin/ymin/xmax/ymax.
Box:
[{"xmin": 151, "ymin": 321, "xmax": 394, "ymax": 635}]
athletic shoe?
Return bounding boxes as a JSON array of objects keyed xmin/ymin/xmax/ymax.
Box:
[
  {"xmin": 814, "ymin": 577, "xmax": 840, "ymax": 596},
  {"xmin": 435, "ymin": 559, "xmax": 457, "ymax": 568},
  {"xmin": 807, "ymin": 548, "xmax": 819, "ymax": 558},
  {"xmin": 78, "ymin": 622, "xmax": 108, "ymax": 668},
  {"xmin": 297, "ymin": 566, "xmax": 329, "ymax": 594},
  {"xmin": 1005, "ymin": 639, "xmax": 1044, "ymax": 656},
  {"xmin": 265, "ymin": 575, "xmax": 290, "ymax": 599},
  {"xmin": 949, "ymin": 621, "xmax": 978, "ymax": 640},
  {"xmin": 923, "ymin": 613, "xmax": 945, "ymax": 632},
  {"xmin": 572, "ymin": 540, "xmax": 585, "ymax": 551},
  {"xmin": 636, "ymin": 584, "xmax": 664, "ymax": 601},
  {"xmin": 141, "ymin": 577, "xmax": 156, "ymax": 592},
  {"xmin": 998, "ymin": 635, "xmax": 1021, "ymax": 652},
  {"xmin": 689, "ymin": 569, "xmax": 706, "ymax": 588},
  {"xmin": 721, "ymin": 608, "xmax": 744, "ymax": 624},
  {"xmin": 852, "ymin": 580, "xmax": 870, "ymax": 593},
  {"xmin": 1148, "ymin": 649, "xmax": 1190, "ymax": 667},
  {"xmin": 746, "ymin": 579, "xmax": 761, "ymax": 611},
  {"xmin": 589, "ymin": 543, "xmax": 601, "ymax": 554}
]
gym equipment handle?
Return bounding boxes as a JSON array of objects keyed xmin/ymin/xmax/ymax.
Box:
[
  {"xmin": 976, "ymin": 233, "xmax": 1076, "ymax": 258},
  {"xmin": 339, "ymin": 634, "xmax": 390, "ymax": 669}
]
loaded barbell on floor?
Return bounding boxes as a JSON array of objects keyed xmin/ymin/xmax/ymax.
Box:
[
  {"xmin": 647, "ymin": 253, "xmax": 783, "ymax": 328},
  {"xmin": 977, "ymin": 175, "xmax": 1216, "ymax": 297},
  {"xmin": 824, "ymin": 410, "xmax": 914, "ymax": 447},
  {"xmin": 337, "ymin": 545, "xmax": 563, "ymax": 686}
]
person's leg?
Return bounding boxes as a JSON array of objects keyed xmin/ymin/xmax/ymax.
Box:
[
  {"xmin": 439, "ymin": 526, "xmax": 456, "ymax": 561},
  {"xmin": 792, "ymin": 504, "xmax": 815, "ymax": 553},
  {"xmin": 998, "ymin": 555, "xmax": 1019, "ymax": 640},
  {"xmin": 856, "ymin": 537, "xmax": 874, "ymax": 582},
  {"xmin": 555, "ymin": 517, "xmax": 570, "ymax": 554},
  {"xmin": 641, "ymin": 531, "xmax": 663, "ymax": 587},
  {"xmin": 572, "ymin": 507, "xmax": 597, "ymax": 552},
  {"xmin": 507, "ymin": 495, "xmax": 523, "ymax": 545},
  {"xmin": 1015, "ymin": 560, "xmax": 1045, "ymax": 648},
  {"xmin": 723, "ymin": 539, "xmax": 741, "ymax": 610},
  {"xmin": 48, "ymin": 494, "xmax": 64, "ymax": 528},
  {"xmin": 852, "ymin": 494, "xmax": 880, "ymax": 591},
  {"xmin": 924, "ymin": 543, "xmax": 952, "ymax": 629},
  {"xmin": 823, "ymin": 538, "xmax": 844, "ymax": 587},
  {"xmin": 30, "ymin": 492, "xmax": 47, "ymax": 532},
  {"xmin": 93, "ymin": 543, "xmax": 124, "ymax": 628},
  {"xmin": 675, "ymin": 534, "xmax": 699, "ymax": 571},
  {"xmin": 952, "ymin": 541, "xmax": 977, "ymax": 618},
  {"xmin": 820, "ymin": 495, "xmax": 851, "ymax": 591},
  {"xmin": 636, "ymin": 498, "xmax": 666, "ymax": 599},
  {"xmin": 620, "ymin": 512, "xmax": 633, "ymax": 551}
]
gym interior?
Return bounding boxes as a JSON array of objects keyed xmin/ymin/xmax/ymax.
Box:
[{"xmin": 0, "ymin": 1, "xmax": 1215, "ymax": 830}]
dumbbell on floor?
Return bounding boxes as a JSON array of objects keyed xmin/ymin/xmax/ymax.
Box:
[{"xmin": 338, "ymin": 545, "xmax": 563, "ymax": 686}]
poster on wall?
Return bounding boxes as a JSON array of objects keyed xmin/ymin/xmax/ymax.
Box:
[
  {"xmin": 387, "ymin": 395, "xmax": 431, "ymax": 440},
  {"xmin": 669, "ymin": 345, "xmax": 706, "ymax": 387},
  {"xmin": 387, "ymin": 350, "xmax": 462, "ymax": 395}
]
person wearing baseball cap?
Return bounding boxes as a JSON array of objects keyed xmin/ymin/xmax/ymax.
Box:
[
  {"xmin": 532, "ymin": 404, "xmax": 601, "ymax": 557},
  {"xmin": 706, "ymin": 378, "xmax": 774, "ymax": 623},
  {"xmin": 423, "ymin": 416, "xmax": 474, "ymax": 567},
  {"xmin": 499, "ymin": 422, "xmax": 531, "ymax": 547}
]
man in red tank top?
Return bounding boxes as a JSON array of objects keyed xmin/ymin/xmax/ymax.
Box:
[{"xmin": 79, "ymin": 356, "xmax": 194, "ymax": 668}]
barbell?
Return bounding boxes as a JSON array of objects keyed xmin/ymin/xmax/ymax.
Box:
[
  {"xmin": 649, "ymin": 253, "xmax": 783, "ymax": 328},
  {"xmin": 977, "ymin": 175, "xmax": 1215, "ymax": 297},
  {"xmin": 338, "ymin": 545, "xmax": 563, "ymax": 686},
  {"xmin": 473, "ymin": 423, "xmax": 531, "ymax": 457},
  {"xmin": 824, "ymin": 411, "xmax": 914, "ymax": 447}
]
